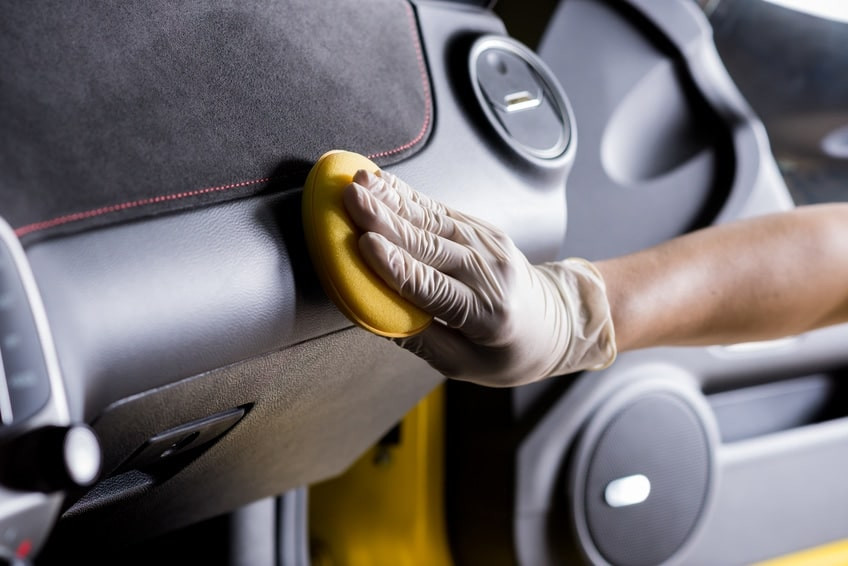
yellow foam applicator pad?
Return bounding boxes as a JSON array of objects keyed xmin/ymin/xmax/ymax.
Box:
[{"xmin": 302, "ymin": 150, "xmax": 432, "ymax": 338}]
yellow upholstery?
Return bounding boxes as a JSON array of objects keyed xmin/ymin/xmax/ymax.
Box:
[
  {"xmin": 302, "ymin": 150, "xmax": 432, "ymax": 338},
  {"xmin": 756, "ymin": 540, "xmax": 848, "ymax": 566},
  {"xmin": 310, "ymin": 385, "xmax": 452, "ymax": 566}
]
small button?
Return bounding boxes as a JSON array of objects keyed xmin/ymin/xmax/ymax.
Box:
[{"xmin": 605, "ymin": 474, "xmax": 651, "ymax": 508}]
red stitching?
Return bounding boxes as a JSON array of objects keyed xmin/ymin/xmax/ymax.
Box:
[
  {"xmin": 14, "ymin": 1, "xmax": 433, "ymax": 238},
  {"xmin": 366, "ymin": 2, "xmax": 432, "ymax": 159},
  {"xmin": 15, "ymin": 177, "xmax": 272, "ymax": 237}
]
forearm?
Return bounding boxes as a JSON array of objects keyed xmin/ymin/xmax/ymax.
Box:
[{"xmin": 595, "ymin": 204, "xmax": 848, "ymax": 352}]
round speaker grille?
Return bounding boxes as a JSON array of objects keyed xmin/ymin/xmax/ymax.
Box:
[{"xmin": 581, "ymin": 392, "xmax": 711, "ymax": 566}]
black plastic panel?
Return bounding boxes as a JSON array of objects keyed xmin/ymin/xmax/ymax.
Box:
[
  {"xmin": 47, "ymin": 328, "xmax": 443, "ymax": 557},
  {"xmin": 115, "ymin": 407, "xmax": 246, "ymax": 473}
]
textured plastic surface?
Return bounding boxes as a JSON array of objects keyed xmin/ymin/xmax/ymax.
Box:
[
  {"xmin": 573, "ymin": 392, "xmax": 712, "ymax": 566},
  {"xmin": 117, "ymin": 407, "xmax": 245, "ymax": 471},
  {"xmin": 48, "ymin": 328, "xmax": 442, "ymax": 555},
  {"xmin": 303, "ymin": 150, "xmax": 432, "ymax": 338}
]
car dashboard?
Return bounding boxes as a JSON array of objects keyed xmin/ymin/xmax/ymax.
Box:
[{"xmin": 1, "ymin": 1, "xmax": 847, "ymax": 565}]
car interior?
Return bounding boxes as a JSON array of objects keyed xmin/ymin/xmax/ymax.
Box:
[{"xmin": 2, "ymin": 0, "xmax": 848, "ymax": 565}]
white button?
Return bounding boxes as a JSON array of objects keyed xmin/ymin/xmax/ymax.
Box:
[{"xmin": 605, "ymin": 474, "xmax": 651, "ymax": 508}]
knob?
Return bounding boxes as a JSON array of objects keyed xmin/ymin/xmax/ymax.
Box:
[{"xmin": 0, "ymin": 425, "xmax": 101, "ymax": 492}]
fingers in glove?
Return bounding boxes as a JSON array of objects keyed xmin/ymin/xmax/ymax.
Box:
[
  {"xmin": 353, "ymin": 169, "xmax": 459, "ymax": 240},
  {"xmin": 376, "ymin": 170, "xmax": 509, "ymax": 250},
  {"xmin": 355, "ymin": 170, "xmax": 512, "ymax": 262},
  {"xmin": 345, "ymin": 182, "xmax": 469, "ymax": 274},
  {"xmin": 374, "ymin": 169, "xmax": 450, "ymax": 218},
  {"xmin": 358, "ymin": 231, "xmax": 478, "ymax": 330}
]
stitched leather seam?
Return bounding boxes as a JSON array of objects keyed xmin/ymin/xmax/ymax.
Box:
[
  {"xmin": 15, "ymin": 1, "xmax": 432, "ymax": 238},
  {"xmin": 367, "ymin": 2, "xmax": 432, "ymax": 159},
  {"xmin": 15, "ymin": 177, "xmax": 274, "ymax": 237}
]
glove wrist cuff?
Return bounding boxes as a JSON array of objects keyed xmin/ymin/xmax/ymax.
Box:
[{"xmin": 538, "ymin": 258, "xmax": 617, "ymax": 377}]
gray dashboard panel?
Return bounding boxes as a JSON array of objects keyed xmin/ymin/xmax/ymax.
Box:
[
  {"xmin": 539, "ymin": 0, "xmax": 792, "ymax": 262},
  {"xmin": 20, "ymin": 0, "xmax": 572, "ymax": 551},
  {"xmin": 25, "ymin": 1, "xmax": 569, "ymax": 425},
  {"xmin": 515, "ymin": 325, "xmax": 848, "ymax": 565}
]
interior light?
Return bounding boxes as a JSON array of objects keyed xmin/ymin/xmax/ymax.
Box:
[{"xmin": 762, "ymin": 0, "xmax": 848, "ymax": 24}]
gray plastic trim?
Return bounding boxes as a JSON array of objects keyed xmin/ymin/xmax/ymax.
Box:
[
  {"xmin": 515, "ymin": 317, "xmax": 848, "ymax": 564},
  {"xmin": 0, "ymin": 217, "xmax": 68, "ymax": 428},
  {"xmin": 278, "ymin": 488, "xmax": 310, "ymax": 566},
  {"xmin": 708, "ymin": 373, "xmax": 840, "ymax": 443},
  {"xmin": 229, "ymin": 497, "xmax": 276, "ymax": 566},
  {"xmin": 0, "ymin": 216, "xmax": 70, "ymax": 559},
  {"xmin": 689, "ymin": 418, "xmax": 848, "ymax": 564},
  {"xmin": 627, "ymin": 0, "xmax": 796, "ymax": 223},
  {"xmin": 539, "ymin": 0, "xmax": 793, "ymax": 262}
]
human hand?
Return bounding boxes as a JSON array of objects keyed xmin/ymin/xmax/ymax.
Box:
[{"xmin": 342, "ymin": 169, "xmax": 615, "ymax": 387}]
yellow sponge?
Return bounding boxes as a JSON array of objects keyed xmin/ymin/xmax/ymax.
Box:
[{"xmin": 302, "ymin": 150, "xmax": 432, "ymax": 338}]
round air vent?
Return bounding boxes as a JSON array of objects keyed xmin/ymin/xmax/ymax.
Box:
[
  {"xmin": 569, "ymin": 380, "xmax": 718, "ymax": 566},
  {"xmin": 468, "ymin": 35, "xmax": 575, "ymax": 163}
]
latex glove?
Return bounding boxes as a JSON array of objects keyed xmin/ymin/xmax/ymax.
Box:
[{"xmin": 343, "ymin": 169, "xmax": 616, "ymax": 387}]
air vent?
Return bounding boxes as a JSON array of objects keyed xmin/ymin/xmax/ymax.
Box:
[{"xmin": 469, "ymin": 35, "xmax": 574, "ymax": 162}]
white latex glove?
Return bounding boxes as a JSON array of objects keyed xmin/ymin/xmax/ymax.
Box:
[{"xmin": 343, "ymin": 169, "xmax": 616, "ymax": 387}]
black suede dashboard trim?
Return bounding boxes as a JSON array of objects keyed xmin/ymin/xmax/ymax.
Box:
[{"xmin": 1, "ymin": 0, "xmax": 432, "ymax": 243}]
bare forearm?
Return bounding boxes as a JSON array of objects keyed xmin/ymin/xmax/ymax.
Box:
[{"xmin": 596, "ymin": 204, "xmax": 848, "ymax": 352}]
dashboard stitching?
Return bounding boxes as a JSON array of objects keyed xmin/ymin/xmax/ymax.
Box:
[
  {"xmin": 366, "ymin": 2, "xmax": 432, "ymax": 159},
  {"xmin": 13, "ymin": 0, "xmax": 433, "ymax": 239},
  {"xmin": 14, "ymin": 177, "xmax": 276, "ymax": 237}
]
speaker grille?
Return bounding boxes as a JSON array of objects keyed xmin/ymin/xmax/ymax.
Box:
[{"xmin": 583, "ymin": 392, "xmax": 711, "ymax": 566}]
